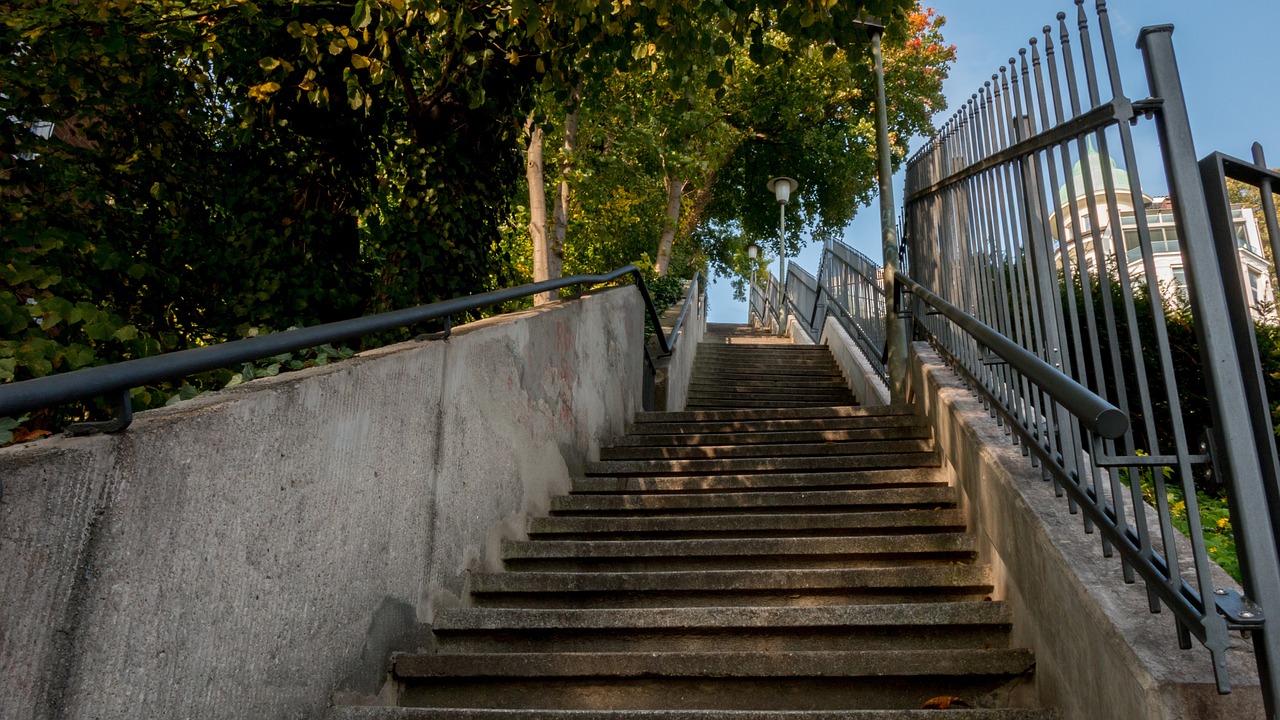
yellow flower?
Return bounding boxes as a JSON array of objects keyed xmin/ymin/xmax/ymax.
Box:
[{"xmin": 1217, "ymin": 517, "xmax": 1231, "ymax": 530}]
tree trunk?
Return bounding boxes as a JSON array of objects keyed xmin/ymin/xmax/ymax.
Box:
[
  {"xmin": 525, "ymin": 116, "xmax": 554, "ymax": 305},
  {"xmin": 655, "ymin": 173, "xmax": 685, "ymax": 276},
  {"xmin": 550, "ymin": 98, "xmax": 580, "ymax": 284}
]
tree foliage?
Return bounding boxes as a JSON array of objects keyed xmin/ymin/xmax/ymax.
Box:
[{"xmin": 2, "ymin": 0, "xmax": 949, "ymax": 436}]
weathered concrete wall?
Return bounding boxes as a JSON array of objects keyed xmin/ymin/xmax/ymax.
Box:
[
  {"xmin": 907, "ymin": 342, "xmax": 1262, "ymax": 720},
  {"xmin": 0, "ymin": 288, "xmax": 644, "ymax": 720},
  {"xmin": 818, "ymin": 316, "xmax": 890, "ymax": 406},
  {"xmin": 785, "ymin": 316, "xmax": 815, "ymax": 345},
  {"xmin": 652, "ymin": 278, "xmax": 706, "ymax": 412}
]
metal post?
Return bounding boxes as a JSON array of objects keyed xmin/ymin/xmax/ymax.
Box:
[
  {"xmin": 779, "ymin": 202, "xmax": 788, "ymax": 332},
  {"xmin": 1140, "ymin": 25, "xmax": 1280, "ymax": 717},
  {"xmin": 872, "ymin": 28, "xmax": 908, "ymax": 402},
  {"xmin": 1256, "ymin": 144, "xmax": 1280, "ymax": 293}
]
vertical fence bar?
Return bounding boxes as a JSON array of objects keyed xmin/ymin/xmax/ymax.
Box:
[{"xmin": 1139, "ymin": 24, "xmax": 1280, "ymax": 705}]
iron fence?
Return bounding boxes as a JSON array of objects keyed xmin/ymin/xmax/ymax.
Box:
[
  {"xmin": 899, "ymin": 1, "xmax": 1280, "ymax": 712},
  {"xmin": 785, "ymin": 264, "xmax": 821, "ymax": 340},
  {"xmin": 748, "ymin": 275, "xmax": 784, "ymax": 332},
  {"xmin": 821, "ymin": 242, "xmax": 890, "ymax": 381}
]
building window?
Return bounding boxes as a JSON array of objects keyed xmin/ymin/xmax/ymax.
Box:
[
  {"xmin": 1249, "ymin": 270, "xmax": 1263, "ymax": 308},
  {"xmin": 1171, "ymin": 265, "xmax": 1186, "ymax": 290}
]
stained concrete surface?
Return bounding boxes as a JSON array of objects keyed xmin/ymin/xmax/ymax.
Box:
[{"xmin": 0, "ymin": 287, "xmax": 643, "ymax": 720}]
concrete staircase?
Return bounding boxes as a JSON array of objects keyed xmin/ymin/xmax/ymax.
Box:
[
  {"xmin": 687, "ymin": 325, "xmax": 857, "ymax": 410},
  {"xmin": 338, "ymin": 325, "xmax": 1054, "ymax": 720}
]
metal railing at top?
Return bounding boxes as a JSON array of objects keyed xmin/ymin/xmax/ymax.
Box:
[
  {"xmin": 821, "ymin": 242, "xmax": 889, "ymax": 380},
  {"xmin": 748, "ymin": 275, "xmax": 783, "ymax": 332},
  {"xmin": 784, "ymin": 265, "xmax": 820, "ymax": 339},
  {"xmin": 899, "ymin": 2, "xmax": 1280, "ymax": 712},
  {"xmin": 0, "ymin": 265, "xmax": 698, "ymax": 431}
]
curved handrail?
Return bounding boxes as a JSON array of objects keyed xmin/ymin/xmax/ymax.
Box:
[
  {"xmin": 0, "ymin": 265, "xmax": 677, "ymax": 420},
  {"xmin": 896, "ymin": 271, "xmax": 1129, "ymax": 440}
]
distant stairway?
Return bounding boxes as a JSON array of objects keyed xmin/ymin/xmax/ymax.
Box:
[
  {"xmin": 338, "ymin": 325, "xmax": 1054, "ymax": 720},
  {"xmin": 687, "ymin": 324, "xmax": 857, "ymax": 410}
]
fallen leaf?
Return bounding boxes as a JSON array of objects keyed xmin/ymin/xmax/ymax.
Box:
[
  {"xmin": 921, "ymin": 696, "xmax": 971, "ymax": 709},
  {"xmin": 12, "ymin": 428, "xmax": 53, "ymax": 443}
]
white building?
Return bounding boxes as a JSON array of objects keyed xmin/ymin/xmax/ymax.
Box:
[{"xmin": 1050, "ymin": 149, "xmax": 1273, "ymax": 319}]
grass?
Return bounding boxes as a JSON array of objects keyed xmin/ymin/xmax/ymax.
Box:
[{"xmin": 1131, "ymin": 465, "xmax": 1240, "ymax": 583}]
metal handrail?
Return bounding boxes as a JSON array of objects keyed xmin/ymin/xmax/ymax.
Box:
[
  {"xmin": 0, "ymin": 265, "xmax": 679, "ymax": 421},
  {"xmin": 896, "ymin": 272, "xmax": 1128, "ymax": 440},
  {"xmin": 664, "ymin": 273, "xmax": 703, "ymax": 345}
]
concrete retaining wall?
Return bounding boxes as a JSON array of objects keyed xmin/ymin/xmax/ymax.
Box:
[
  {"xmin": 818, "ymin": 316, "xmax": 890, "ymax": 406},
  {"xmin": 652, "ymin": 278, "xmax": 706, "ymax": 412},
  {"xmin": 0, "ymin": 287, "xmax": 644, "ymax": 720},
  {"xmin": 907, "ymin": 342, "xmax": 1262, "ymax": 720}
]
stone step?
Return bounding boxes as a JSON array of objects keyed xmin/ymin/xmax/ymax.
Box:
[
  {"xmin": 697, "ymin": 344, "xmax": 834, "ymax": 353},
  {"xmin": 332, "ymin": 709, "xmax": 1059, "ymax": 720},
  {"xmin": 500, "ymin": 534, "xmax": 976, "ymax": 571},
  {"xmin": 686, "ymin": 381, "xmax": 850, "ymax": 394},
  {"xmin": 528, "ymin": 509, "xmax": 968, "ymax": 540},
  {"xmin": 607, "ymin": 426, "xmax": 929, "ymax": 449},
  {"xmin": 690, "ymin": 368, "xmax": 843, "ymax": 381},
  {"xmin": 634, "ymin": 406, "xmax": 916, "ymax": 424},
  {"xmin": 690, "ymin": 371, "xmax": 845, "ymax": 382},
  {"xmin": 684, "ymin": 390, "xmax": 856, "ymax": 404},
  {"xmin": 696, "ymin": 358, "xmax": 844, "ymax": 368},
  {"xmin": 582, "ymin": 453, "xmax": 940, "ymax": 478},
  {"xmin": 684, "ymin": 400, "xmax": 858, "ymax": 410},
  {"xmin": 551, "ymin": 486, "xmax": 954, "ymax": 515},
  {"xmin": 571, "ymin": 467, "xmax": 946, "ymax": 494},
  {"xmin": 627, "ymin": 414, "xmax": 925, "ymax": 436},
  {"xmin": 391, "ymin": 650, "xmax": 1035, "ymax": 710},
  {"xmin": 469, "ymin": 565, "xmax": 994, "ymax": 609},
  {"xmin": 597, "ymin": 437, "xmax": 932, "ymax": 462},
  {"xmin": 431, "ymin": 602, "xmax": 1013, "ymax": 653}
]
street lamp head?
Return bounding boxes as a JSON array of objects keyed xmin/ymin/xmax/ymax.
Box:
[
  {"xmin": 746, "ymin": 242, "xmax": 759, "ymax": 260},
  {"xmin": 767, "ymin": 176, "xmax": 798, "ymax": 205}
]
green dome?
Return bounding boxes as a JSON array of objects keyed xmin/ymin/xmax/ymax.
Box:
[{"xmin": 1057, "ymin": 147, "xmax": 1131, "ymax": 205}]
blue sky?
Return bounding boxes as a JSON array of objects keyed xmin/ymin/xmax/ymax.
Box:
[{"xmin": 705, "ymin": 0, "xmax": 1280, "ymax": 322}]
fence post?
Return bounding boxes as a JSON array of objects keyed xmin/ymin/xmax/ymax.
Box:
[
  {"xmin": 1139, "ymin": 25, "xmax": 1280, "ymax": 716},
  {"xmin": 872, "ymin": 27, "xmax": 909, "ymax": 403}
]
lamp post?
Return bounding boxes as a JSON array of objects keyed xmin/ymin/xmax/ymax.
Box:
[
  {"xmin": 767, "ymin": 176, "xmax": 797, "ymax": 334},
  {"xmin": 746, "ymin": 241, "xmax": 761, "ymax": 327}
]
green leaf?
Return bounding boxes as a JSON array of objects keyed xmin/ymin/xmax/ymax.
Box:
[{"xmin": 351, "ymin": 0, "xmax": 372, "ymax": 30}]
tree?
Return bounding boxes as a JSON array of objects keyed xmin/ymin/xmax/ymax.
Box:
[{"xmin": 1, "ymin": 0, "xmax": 940, "ymax": 436}]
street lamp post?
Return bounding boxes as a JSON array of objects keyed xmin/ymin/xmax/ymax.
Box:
[
  {"xmin": 746, "ymin": 242, "xmax": 761, "ymax": 327},
  {"xmin": 766, "ymin": 176, "xmax": 797, "ymax": 334}
]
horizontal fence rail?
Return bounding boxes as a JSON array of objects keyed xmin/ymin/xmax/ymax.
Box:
[
  {"xmin": 900, "ymin": 0, "xmax": 1280, "ymax": 710},
  {"xmin": 0, "ymin": 266, "xmax": 693, "ymax": 425}
]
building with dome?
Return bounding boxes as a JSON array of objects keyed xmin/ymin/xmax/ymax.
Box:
[{"xmin": 1049, "ymin": 148, "xmax": 1274, "ymax": 318}]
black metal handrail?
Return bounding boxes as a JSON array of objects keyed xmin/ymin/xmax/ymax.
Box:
[
  {"xmin": 896, "ymin": 272, "xmax": 1128, "ymax": 439},
  {"xmin": 0, "ymin": 265, "xmax": 679, "ymax": 422}
]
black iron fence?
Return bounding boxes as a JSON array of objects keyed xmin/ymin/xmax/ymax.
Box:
[{"xmin": 896, "ymin": 1, "xmax": 1280, "ymax": 713}]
